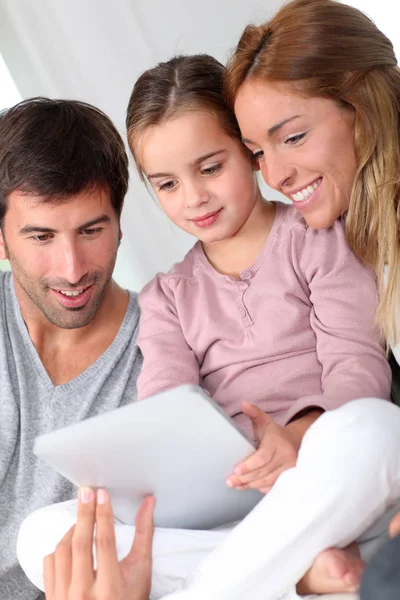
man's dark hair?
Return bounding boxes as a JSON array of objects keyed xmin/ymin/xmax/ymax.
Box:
[{"xmin": 0, "ymin": 97, "xmax": 129, "ymax": 226}]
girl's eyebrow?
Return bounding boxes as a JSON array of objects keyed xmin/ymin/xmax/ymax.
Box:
[
  {"xmin": 147, "ymin": 171, "xmax": 173, "ymax": 180},
  {"xmin": 242, "ymin": 115, "xmax": 301, "ymax": 144},
  {"xmin": 191, "ymin": 149, "xmax": 226, "ymax": 166},
  {"xmin": 148, "ymin": 150, "xmax": 226, "ymax": 179}
]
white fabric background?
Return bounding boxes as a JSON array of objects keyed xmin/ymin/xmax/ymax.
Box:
[
  {"xmin": 0, "ymin": 0, "xmax": 286, "ymax": 288},
  {"xmin": 0, "ymin": 1, "xmax": 398, "ymax": 287}
]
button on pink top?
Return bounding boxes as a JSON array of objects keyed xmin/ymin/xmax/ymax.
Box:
[{"xmin": 137, "ymin": 202, "xmax": 391, "ymax": 439}]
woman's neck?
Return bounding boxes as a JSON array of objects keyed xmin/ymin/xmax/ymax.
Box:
[{"xmin": 202, "ymin": 194, "xmax": 276, "ymax": 278}]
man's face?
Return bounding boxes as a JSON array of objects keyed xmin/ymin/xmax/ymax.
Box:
[{"xmin": 0, "ymin": 187, "xmax": 121, "ymax": 329}]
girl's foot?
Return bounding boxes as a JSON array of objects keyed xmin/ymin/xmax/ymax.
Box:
[{"xmin": 297, "ymin": 543, "xmax": 364, "ymax": 595}]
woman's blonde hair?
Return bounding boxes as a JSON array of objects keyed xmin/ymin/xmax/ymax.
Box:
[
  {"xmin": 225, "ymin": 0, "xmax": 400, "ymax": 342},
  {"xmin": 126, "ymin": 54, "xmax": 242, "ymax": 179}
]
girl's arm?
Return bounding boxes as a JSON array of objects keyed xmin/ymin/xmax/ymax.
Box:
[
  {"xmin": 284, "ymin": 219, "xmax": 391, "ymax": 424},
  {"xmin": 137, "ymin": 274, "xmax": 200, "ymax": 400},
  {"xmin": 229, "ymin": 220, "xmax": 391, "ymax": 492}
]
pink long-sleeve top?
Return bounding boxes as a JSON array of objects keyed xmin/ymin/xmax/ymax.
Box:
[{"xmin": 137, "ymin": 202, "xmax": 391, "ymax": 440}]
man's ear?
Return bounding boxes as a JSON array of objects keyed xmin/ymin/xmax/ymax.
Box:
[{"xmin": 0, "ymin": 228, "xmax": 7, "ymax": 261}]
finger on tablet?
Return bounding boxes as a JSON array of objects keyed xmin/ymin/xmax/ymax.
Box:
[
  {"xmin": 53, "ymin": 526, "xmax": 74, "ymax": 598},
  {"xmin": 43, "ymin": 553, "xmax": 55, "ymax": 600},
  {"xmin": 94, "ymin": 488, "xmax": 120, "ymax": 586},
  {"xmin": 119, "ymin": 497, "xmax": 155, "ymax": 599},
  {"xmin": 71, "ymin": 487, "xmax": 96, "ymax": 588},
  {"xmin": 129, "ymin": 496, "xmax": 155, "ymax": 560}
]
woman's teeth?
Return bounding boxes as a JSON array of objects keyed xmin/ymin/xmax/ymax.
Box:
[{"xmin": 291, "ymin": 179, "xmax": 321, "ymax": 202}]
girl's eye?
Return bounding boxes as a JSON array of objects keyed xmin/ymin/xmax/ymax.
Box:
[
  {"xmin": 285, "ymin": 132, "xmax": 307, "ymax": 145},
  {"xmin": 201, "ymin": 163, "xmax": 222, "ymax": 176},
  {"xmin": 158, "ymin": 180, "xmax": 177, "ymax": 191},
  {"xmin": 252, "ymin": 150, "xmax": 264, "ymax": 161}
]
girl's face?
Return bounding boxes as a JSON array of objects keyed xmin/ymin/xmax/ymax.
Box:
[
  {"xmin": 140, "ymin": 111, "xmax": 260, "ymax": 244},
  {"xmin": 234, "ymin": 78, "xmax": 357, "ymax": 229}
]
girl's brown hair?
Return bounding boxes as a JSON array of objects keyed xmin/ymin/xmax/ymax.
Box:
[
  {"xmin": 225, "ymin": 0, "xmax": 400, "ymax": 342},
  {"xmin": 126, "ymin": 54, "xmax": 241, "ymax": 180}
]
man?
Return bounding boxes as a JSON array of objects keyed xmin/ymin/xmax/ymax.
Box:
[
  {"xmin": 0, "ymin": 97, "xmax": 142, "ymax": 599},
  {"xmin": 43, "ymin": 489, "xmax": 155, "ymax": 600}
]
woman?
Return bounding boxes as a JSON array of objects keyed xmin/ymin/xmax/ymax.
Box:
[
  {"xmin": 223, "ymin": 0, "xmax": 400, "ymax": 597},
  {"xmin": 45, "ymin": 0, "xmax": 400, "ymax": 598}
]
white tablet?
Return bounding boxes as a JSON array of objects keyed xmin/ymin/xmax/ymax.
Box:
[{"xmin": 34, "ymin": 384, "xmax": 262, "ymax": 529}]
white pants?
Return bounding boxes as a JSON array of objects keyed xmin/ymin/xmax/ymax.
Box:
[{"xmin": 18, "ymin": 399, "xmax": 400, "ymax": 600}]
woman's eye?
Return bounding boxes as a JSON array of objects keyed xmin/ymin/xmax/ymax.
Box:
[
  {"xmin": 285, "ymin": 132, "xmax": 307, "ymax": 145},
  {"xmin": 201, "ymin": 163, "xmax": 222, "ymax": 176}
]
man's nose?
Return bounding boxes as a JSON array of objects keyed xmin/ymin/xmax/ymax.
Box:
[{"xmin": 56, "ymin": 241, "xmax": 89, "ymax": 285}]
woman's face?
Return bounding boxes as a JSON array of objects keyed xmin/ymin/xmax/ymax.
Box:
[{"xmin": 234, "ymin": 78, "xmax": 357, "ymax": 229}]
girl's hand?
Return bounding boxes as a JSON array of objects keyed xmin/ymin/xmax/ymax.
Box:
[
  {"xmin": 226, "ymin": 403, "xmax": 322, "ymax": 493},
  {"xmin": 44, "ymin": 487, "xmax": 155, "ymax": 600}
]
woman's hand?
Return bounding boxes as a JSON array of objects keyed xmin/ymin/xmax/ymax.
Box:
[
  {"xmin": 226, "ymin": 402, "xmax": 322, "ymax": 493},
  {"xmin": 44, "ymin": 487, "xmax": 155, "ymax": 600}
]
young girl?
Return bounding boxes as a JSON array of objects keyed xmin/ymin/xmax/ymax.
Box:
[{"xmin": 18, "ymin": 54, "xmax": 400, "ymax": 600}]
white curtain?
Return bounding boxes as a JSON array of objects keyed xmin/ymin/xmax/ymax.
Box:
[
  {"xmin": 0, "ymin": 0, "xmax": 285, "ymax": 289},
  {"xmin": 343, "ymin": 1, "xmax": 400, "ymax": 60}
]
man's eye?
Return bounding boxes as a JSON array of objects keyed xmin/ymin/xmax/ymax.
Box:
[
  {"xmin": 32, "ymin": 234, "xmax": 52, "ymax": 242},
  {"xmin": 83, "ymin": 228, "xmax": 101, "ymax": 236}
]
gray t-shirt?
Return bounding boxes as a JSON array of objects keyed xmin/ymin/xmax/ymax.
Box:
[{"xmin": 0, "ymin": 271, "xmax": 143, "ymax": 600}]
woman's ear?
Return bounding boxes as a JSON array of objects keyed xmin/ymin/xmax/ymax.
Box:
[{"xmin": 251, "ymin": 155, "xmax": 261, "ymax": 172}]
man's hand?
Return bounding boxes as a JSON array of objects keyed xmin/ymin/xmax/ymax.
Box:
[
  {"xmin": 44, "ymin": 487, "xmax": 155, "ymax": 600},
  {"xmin": 226, "ymin": 402, "xmax": 322, "ymax": 493},
  {"xmin": 389, "ymin": 512, "xmax": 400, "ymax": 538}
]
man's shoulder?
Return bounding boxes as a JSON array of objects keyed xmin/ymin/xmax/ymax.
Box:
[
  {"xmin": 0, "ymin": 269, "xmax": 11, "ymax": 288},
  {"xmin": 124, "ymin": 290, "xmax": 140, "ymax": 324},
  {"xmin": 0, "ymin": 270, "xmax": 11, "ymax": 314}
]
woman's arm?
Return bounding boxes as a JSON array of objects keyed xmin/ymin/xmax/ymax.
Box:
[{"xmin": 44, "ymin": 489, "xmax": 154, "ymax": 600}]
